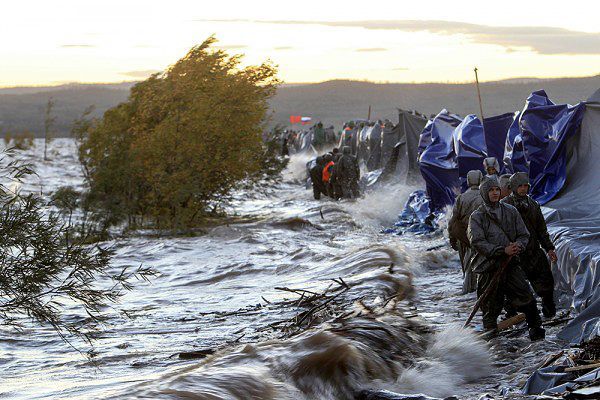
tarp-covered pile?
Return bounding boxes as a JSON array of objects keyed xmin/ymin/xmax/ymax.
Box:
[
  {"xmin": 417, "ymin": 110, "xmax": 463, "ymax": 211},
  {"xmin": 543, "ymin": 95, "xmax": 600, "ymax": 345},
  {"xmin": 417, "ymin": 90, "xmax": 586, "ymax": 210}
]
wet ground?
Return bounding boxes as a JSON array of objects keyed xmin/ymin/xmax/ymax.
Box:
[{"xmin": 0, "ymin": 140, "xmax": 570, "ymax": 399}]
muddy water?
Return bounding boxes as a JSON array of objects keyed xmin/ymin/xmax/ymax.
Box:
[{"xmin": 0, "ymin": 140, "xmax": 562, "ymax": 399}]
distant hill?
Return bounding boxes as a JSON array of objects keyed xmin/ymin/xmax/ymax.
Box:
[
  {"xmin": 0, "ymin": 83, "xmax": 135, "ymax": 137},
  {"xmin": 269, "ymin": 75, "xmax": 600, "ymax": 129},
  {"xmin": 1, "ymin": 76, "xmax": 598, "ymax": 137}
]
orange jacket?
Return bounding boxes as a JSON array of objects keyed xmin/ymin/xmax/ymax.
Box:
[{"xmin": 322, "ymin": 161, "xmax": 335, "ymax": 183}]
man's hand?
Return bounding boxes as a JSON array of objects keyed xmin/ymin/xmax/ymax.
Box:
[
  {"xmin": 548, "ymin": 249, "xmax": 558, "ymax": 263},
  {"xmin": 504, "ymin": 243, "xmax": 521, "ymax": 256}
]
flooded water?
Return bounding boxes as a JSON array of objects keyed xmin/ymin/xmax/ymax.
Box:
[{"xmin": 0, "ymin": 140, "xmax": 565, "ymax": 399}]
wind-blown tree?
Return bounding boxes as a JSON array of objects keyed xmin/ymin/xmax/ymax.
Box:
[
  {"xmin": 0, "ymin": 152, "xmax": 153, "ymax": 344},
  {"xmin": 77, "ymin": 36, "xmax": 280, "ymax": 229}
]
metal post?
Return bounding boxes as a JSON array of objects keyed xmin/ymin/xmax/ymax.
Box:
[{"xmin": 474, "ymin": 67, "xmax": 485, "ymax": 122}]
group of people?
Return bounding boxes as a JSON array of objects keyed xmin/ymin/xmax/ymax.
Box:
[
  {"xmin": 309, "ymin": 146, "xmax": 361, "ymax": 200},
  {"xmin": 448, "ymin": 157, "xmax": 557, "ymax": 341}
]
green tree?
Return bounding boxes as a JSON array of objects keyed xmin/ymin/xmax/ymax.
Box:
[{"xmin": 78, "ymin": 36, "xmax": 281, "ymax": 229}]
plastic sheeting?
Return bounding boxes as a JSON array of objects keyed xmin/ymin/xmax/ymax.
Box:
[
  {"xmin": 358, "ymin": 124, "xmax": 372, "ymax": 164},
  {"xmin": 543, "ymin": 101, "xmax": 600, "ymax": 343},
  {"xmin": 382, "ymin": 190, "xmax": 442, "ymax": 235},
  {"xmin": 518, "ymin": 90, "xmax": 586, "ymax": 204},
  {"xmin": 452, "ymin": 112, "xmax": 515, "ymax": 191},
  {"xmin": 503, "ymin": 111, "xmax": 528, "ymax": 174},
  {"xmin": 381, "ymin": 123, "xmax": 402, "ymax": 168},
  {"xmin": 522, "ymin": 364, "xmax": 600, "ymax": 396},
  {"xmin": 419, "ymin": 91, "xmax": 585, "ymax": 210},
  {"xmin": 418, "ymin": 110, "xmax": 462, "ymax": 211},
  {"xmin": 397, "ymin": 110, "xmax": 428, "ymax": 183},
  {"xmin": 558, "ymin": 297, "xmax": 600, "ymax": 344},
  {"xmin": 522, "ymin": 365, "xmax": 571, "ymax": 395},
  {"xmin": 483, "ymin": 112, "xmax": 514, "ymax": 170},
  {"xmin": 453, "ymin": 115, "xmax": 487, "ymax": 191},
  {"xmin": 366, "ymin": 124, "xmax": 383, "ymax": 171},
  {"xmin": 357, "ymin": 390, "xmax": 457, "ymax": 400}
]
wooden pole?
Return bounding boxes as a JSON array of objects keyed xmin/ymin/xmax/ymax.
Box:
[
  {"xmin": 474, "ymin": 67, "xmax": 485, "ymax": 123},
  {"xmin": 367, "ymin": 105, "xmax": 372, "ymax": 121},
  {"xmin": 463, "ymin": 256, "xmax": 513, "ymax": 328}
]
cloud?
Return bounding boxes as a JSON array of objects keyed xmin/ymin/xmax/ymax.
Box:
[
  {"xmin": 393, "ymin": 67, "xmax": 410, "ymax": 71},
  {"xmin": 60, "ymin": 44, "xmax": 95, "ymax": 48},
  {"xmin": 216, "ymin": 44, "xmax": 247, "ymax": 50},
  {"xmin": 120, "ymin": 69, "xmax": 162, "ymax": 78},
  {"xmin": 198, "ymin": 19, "xmax": 600, "ymax": 55},
  {"xmin": 274, "ymin": 46, "xmax": 294, "ymax": 51},
  {"xmin": 355, "ymin": 47, "xmax": 388, "ymax": 52}
]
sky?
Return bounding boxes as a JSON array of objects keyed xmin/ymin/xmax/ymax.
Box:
[{"xmin": 1, "ymin": 0, "xmax": 599, "ymax": 87}]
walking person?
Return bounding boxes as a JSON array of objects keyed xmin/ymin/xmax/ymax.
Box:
[
  {"xmin": 502, "ymin": 172, "xmax": 558, "ymax": 318},
  {"xmin": 467, "ymin": 176, "xmax": 545, "ymax": 340},
  {"xmin": 448, "ymin": 170, "xmax": 484, "ymax": 293}
]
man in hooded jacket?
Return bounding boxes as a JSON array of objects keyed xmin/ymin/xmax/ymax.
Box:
[
  {"xmin": 483, "ymin": 157, "xmax": 500, "ymax": 178},
  {"xmin": 499, "ymin": 174, "xmax": 512, "ymax": 199},
  {"xmin": 501, "ymin": 172, "xmax": 557, "ymax": 318},
  {"xmin": 448, "ymin": 170, "xmax": 484, "ymax": 293},
  {"xmin": 335, "ymin": 146, "xmax": 360, "ymax": 199},
  {"xmin": 468, "ymin": 176, "xmax": 545, "ymax": 340}
]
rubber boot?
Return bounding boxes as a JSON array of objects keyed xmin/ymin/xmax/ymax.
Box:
[
  {"xmin": 542, "ymin": 300, "xmax": 556, "ymax": 319},
  {"xmin": 528, "ymin": 327, "xmax": 545, "ymax": 341}
]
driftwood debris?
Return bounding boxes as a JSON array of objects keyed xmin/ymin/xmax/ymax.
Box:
[
  {"xmin": 537, "ymin": 350, "xmax": 565, "ymax": 369},
  {"xmin": 498, "ymin": 313, "xmax": 526, "ymax": 331},
  {"xmin": 177, "ymin": 349, "xmax": 215, "ymax": 360},
  {"xmin": 564, "ymin": 362, "xmax": 600, "ymax": 372}
]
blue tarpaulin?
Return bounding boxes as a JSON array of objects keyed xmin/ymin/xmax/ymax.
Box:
[
  {"xmin": 453, "ymin": 112, "xmax": 516, "ymax": 191},
  {"xmin": 503, "ymin": 111, "xmax": 528, "ymax": 174},
  {"xmin": 418, "ymin": 91, "xmax": 585, "ymax": 210},
  {"xmin": 453, "ymin": 115, "xmax": 487, "ymax": 191},
  {"xmin": 483, "ymin": 112, "xmax": 515, "ymax": 173},
  {"xmin": 382, "ymin": 190, "xmax": 442, "ymax": 235},
  {"xmin": 417, "ymin": 110, "xmax": 462, "ymax": 211},
  {"xmin": 518, "ymin": 90, "xmax": 586, "ymax": 204}
]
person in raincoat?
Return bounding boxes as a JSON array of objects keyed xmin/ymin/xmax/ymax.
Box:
[
  {"xmin": 483, "ymin": 157, "xmax": 500, "ymax": 178},
  {"xmin": 335, "ymin": 146, "xmax": 360, "ymax": 199},
  {"xmin": 467, "ymin": 176, "xmax": 545, "ymax": 341},
  {"xmin": 501, "ymin": 172, "xmax": 557, "ymax": 318},
  {"xmin": 499, "ymin": 174, "xmax": 512, "ymax": 199},
  {"xmin": 448, "ymin": 170, "xmax": 484, "ymax": 293}
]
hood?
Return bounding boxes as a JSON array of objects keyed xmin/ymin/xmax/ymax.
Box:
[
  {"xmin": 466, "ymin": 170, "xmax": 483, "ymax": 188},
  {"xmin": 509, "ymin": 172, "xmax": 530, "ymax": 193},
  {"xmin": 483, "ymin": 157, "xmax": 500, "ymax": 173},
  {"xmin": 480, "ymin": 176, "xmax": 501, "ymax": 206},
  {"xmin": 499, "ymin": 174, "xmax": 511, "ymax": 190},
  {"xmin": 342, "ymin": 146, "xmax": 352, "ymax": 155}
]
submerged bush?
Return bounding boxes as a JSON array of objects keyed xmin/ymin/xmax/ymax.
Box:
[{"xmin": 75, "ymin": 36, "xmax": 281, "ymax": 230}]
